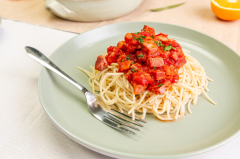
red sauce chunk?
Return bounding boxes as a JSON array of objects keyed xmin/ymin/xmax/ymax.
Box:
[{"xmin": 95, "ymin": 25, "xmax": 187, "ymax": 95}]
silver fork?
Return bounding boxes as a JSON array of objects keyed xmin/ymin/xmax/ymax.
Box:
[{"xmin": 25, "ymin": 46, "xmax": 146, "ymax": 135}]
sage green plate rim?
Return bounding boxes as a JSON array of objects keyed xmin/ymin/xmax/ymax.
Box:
[{"xmin": 38, "ymin": 22, "xmax": 240, "ymax": 159}]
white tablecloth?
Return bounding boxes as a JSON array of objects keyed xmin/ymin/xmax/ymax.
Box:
[{"xmin": 1, "ymin": 19, "xmax": 240, "ymax": 159}]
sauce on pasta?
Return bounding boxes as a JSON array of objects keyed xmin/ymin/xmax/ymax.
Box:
[{"xmin": 95, "ymin": 25, "xmax": 186, "ymax": 95}]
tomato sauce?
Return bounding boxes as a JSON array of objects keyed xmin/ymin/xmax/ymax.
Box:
[{"xmin": 95, "ymin": 25, "xmax": 187, "ymax": 95}]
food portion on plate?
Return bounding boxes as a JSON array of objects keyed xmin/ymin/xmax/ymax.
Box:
[{"xmin": 78, "ymin": 25, "xmax": 216, "ymax": 121}]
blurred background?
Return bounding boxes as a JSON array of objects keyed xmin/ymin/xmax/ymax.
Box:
[{"xmin": 0, "ymin": 0, "xmax": 239, "ymax": 52}]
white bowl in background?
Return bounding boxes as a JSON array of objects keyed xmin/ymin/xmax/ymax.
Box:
[{"xmin": 45, "ymin": 0, "xmax": 143, "ymax": 22}]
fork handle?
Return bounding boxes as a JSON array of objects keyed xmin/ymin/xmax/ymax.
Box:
[{"xmin": 25, "ymin": 46, "xmax": 88, "ymax": 93}]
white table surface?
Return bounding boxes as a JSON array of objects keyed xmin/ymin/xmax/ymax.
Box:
[{"xmin": 0, "ymin": 19, "xmax": 240, "ymax": 159}]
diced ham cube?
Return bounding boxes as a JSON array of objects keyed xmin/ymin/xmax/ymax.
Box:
[
  {"xmin": 142, "ymin": 40, "xmax": 160, "ymax": 57},
  {"xmin": 95, "ymin": 55, "xmax": 108, "ymax": 71},
  {"xmin": 147, "ymin": 57, "xmax": 164, "ymax": 67},
  {"xmin": 157, "ymin": 85, "xmax": 167, "ymax": 94},
  {"xmin": 164, "ymin": 80, "xmax": 172, "ymax": 87},
  {"xmin": 119, "ymin": 61, "xmax": 131, "ymax": 72},
  {"xmin": 148, "ymin": 80, "xmax": 171, "ymax": 94},
  {"xmin": 164, "ymin": 58, "xmax": 175, "ymax": 65},
  {"xmin": 132, "ymin": 72, "xmax": 154, "ymax": 85},
  {"xmin": 171, "ymin": 51, "xmax": 178, "ymax": 61},
  {"xmin": 148, "ymin": 85, "xmax": 166, "ymax": 94},
  {"xmin": 132, "ymin": 82, "xmax": 148, "ymax": 95},
  {"xmin": 128, "ymin": 40, "xmax": 138, "ymax": 53},
  {"xmin": 149, "ymin": 70, "xmax": 165, "ymax": 80},
  {"xmin": 175, "ymin": 58, "xmax": 187, "ymax": 68},
  {"xmin": 132, "ymin": 72, "xmax": 148, "ymax": 85}
]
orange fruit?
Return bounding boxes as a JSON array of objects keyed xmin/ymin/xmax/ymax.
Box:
[{"xmin": 211, "ymin": 0, "xmax": 240, "ymax": 21}]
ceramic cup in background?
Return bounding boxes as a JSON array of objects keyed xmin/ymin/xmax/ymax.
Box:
[{"xmin": 45, "ymin": 0, "xmax": 143, "ymax": 22}]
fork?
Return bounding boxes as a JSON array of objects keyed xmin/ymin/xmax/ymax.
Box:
[{"xmin": 25, "ymin": 46, "xmax": 146, "ymax": 135}]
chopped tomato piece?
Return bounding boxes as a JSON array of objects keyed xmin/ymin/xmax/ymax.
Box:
[
  {"xmin": 125, "ymin": 33, "xmax": 133, "ymax": 43},
  {"xmin": 119, "ymin": 61, "xmax": 131, "ymax": 72},
  {"xmin": 130, "ymin": 63, "xmax": 141, "ymax": 72},
  {"xmin": 112, "ymin": 47, "xmax": 121, "ymax": 55},
  {"xmin": 136, "ymin": 50, "xmax": 147, "ymax": 62},
  {"xmin": 155, "ymin": 35, "xmax": 168, "ymax": 42},
  {"xmin": 107, "ymin": 46, "xmax": 114, "ymax": 54},
  {"xmin": 95, "ymin": 55, "xmax": 108, "ymax": 71},
  {"xmin": 131, "ymin": 39, "xmax": 139, "ymax": 45},
  {"xmin": 147, "ymin": 57, "xmax": 164, "ymax": 67},
  {"xmin": 141, "ymin": 25, "xmax": 155, "ymax": 36},
  {"xmin": 144, "ymin": 73, "xmax": 154, "ymax": 85},
  {"xmin": 107, "ymin": 52, "xmax": 117, "ymax": 64},
  {"xmin": 117, "ymin": 54, "xmax": 127, "ymax": 62},
  {"xmin": 140, "ymin": 31, "xmax": 151, "ymax": 37},
  {"xmin": 177, "ymin": 48, "xmax": 185, "ymax": 58},
  {"xmin": 156, "ymin": 33, "xmax": 168, "ymax": 38},
  {"xmin": 160, "ymin": 50, "xmax": 171, "ymax": 58},
  {"xmin": 164, "ymin": 65, "xmax": 177, "ymax": 77},
  {"xmin": 171, "ymin": 75, "xmax": 179, "ymax": 83},
  {"xmin": 117, "ymin": 41, "xmax": 127, "ymax": 51},
  {"xmin": 149, "ymin": 70, "xmax": 165, "ymax": 80},
  {"xmin": 125, "ymin": 70, "xmax": 132, "ymax": 82},
  {"xmin": 126, "ymin": 53, "xmax": 138, "ymax": 63}
]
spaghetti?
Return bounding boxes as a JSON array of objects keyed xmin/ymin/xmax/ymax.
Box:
[{"xmin": 78, "ymin": 49, "xmax": 216, "ymax": 121}]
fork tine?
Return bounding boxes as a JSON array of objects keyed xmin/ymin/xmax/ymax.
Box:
[
  {"xmin": 104, "ymin": 114, "xmax": 140, "ymax": 131},
  {"xmin": 108, "ymin": 111, "xmax": 143, "ymax": 127},
  {"xmin": 118, "ymin": 126, "xmax": 136, "ymax": 135},
  {"xmin": 102, "ymin": 117, "xmax": 136, "ymax": 135},
  {"xmin": 111, "ymin": 109, "xmax": 147, "ymax": 123}
]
